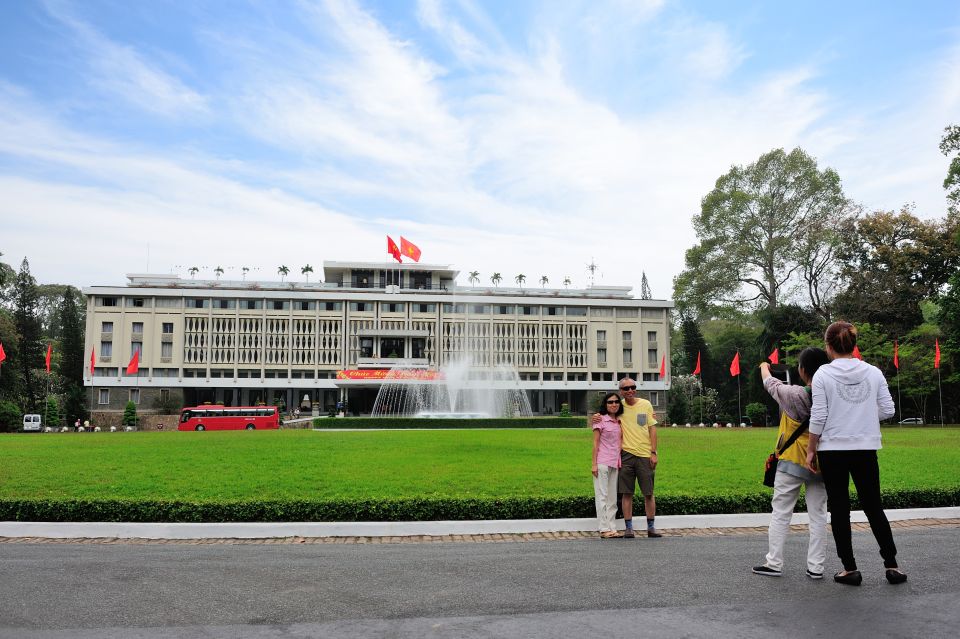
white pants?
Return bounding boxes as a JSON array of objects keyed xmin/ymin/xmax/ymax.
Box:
[
  {"xmin": 765, "ymin": 469, "xmax": 828, "ymax": 573},
  {"xmin": 593, "ymin": 465, "xmax": 619, "ymax": 532}
]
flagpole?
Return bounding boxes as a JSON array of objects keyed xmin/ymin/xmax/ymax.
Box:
[
  {"xmin": 937, "ymin": 367, "xmax": 944, "ymax": 427},
  {"xmin": 737, "ymin": 375, "xmax": 741, "ymax": 426}
]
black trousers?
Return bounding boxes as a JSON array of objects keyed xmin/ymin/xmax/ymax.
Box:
[{"xmin": 818, "ymin": 449, "xmax": 898, "ymax": 571}]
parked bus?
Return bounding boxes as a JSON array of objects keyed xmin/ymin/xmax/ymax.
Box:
[{"xmin": 178, "ymin": 405, "xmax": 280, "ymax": 431}]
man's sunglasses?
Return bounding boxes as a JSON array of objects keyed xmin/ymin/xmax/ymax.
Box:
[{"xmin": 620, "ymin": 385, "xmax": 636, "ymax": 391}]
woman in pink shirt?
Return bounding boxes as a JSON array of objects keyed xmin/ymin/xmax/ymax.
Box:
[{"xmin": 593, "ymin": 392, "xmax": 624, "ymax": 538}]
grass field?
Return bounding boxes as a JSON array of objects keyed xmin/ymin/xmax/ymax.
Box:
[{"xmin": 2, "ymin": 427, "xmax": 958, "ymax": 503}]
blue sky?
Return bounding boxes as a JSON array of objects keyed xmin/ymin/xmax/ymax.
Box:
[{"xmin": 1, "ymin": 0, "xmax": 958, "ymax": 298}]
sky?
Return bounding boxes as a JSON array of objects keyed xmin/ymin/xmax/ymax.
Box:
[{"xmin": 1, "ymin": 0, "xmax": 958, "ymax": 299}]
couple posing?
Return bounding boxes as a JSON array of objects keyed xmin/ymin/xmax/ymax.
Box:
[{"xmin": 591, "ymin": 378, "xmax": 662, "ymax": 539}]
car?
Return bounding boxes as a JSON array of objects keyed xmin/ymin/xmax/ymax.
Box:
[
  {"xmin": 898, "ymin": 417, "xmax": 924, "ymax": 425},
  {"xmin": 22, "ymin": 414, "xmax": 42, "ymax": 432}
]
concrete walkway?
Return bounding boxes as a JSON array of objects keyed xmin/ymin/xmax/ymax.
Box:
[{"xmin": 2, "ymin": 506, "xmax": 958, "ymax": 540}]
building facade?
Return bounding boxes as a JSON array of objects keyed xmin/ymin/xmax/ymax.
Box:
[{"xmin": 83, "ymin": 262, "xmax": 673, "ymax": 417}]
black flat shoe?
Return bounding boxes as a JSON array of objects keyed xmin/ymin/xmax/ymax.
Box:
[
  {"xmin": 834, "ymin": 570, "xmax": 862, "ymax": 586},
  {"xmin": 886, "ymin": 568, "xmax": 907, "ymax": 584}
]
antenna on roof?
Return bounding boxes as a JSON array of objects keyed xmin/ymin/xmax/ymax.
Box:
[{"xmin": 585, "ymin": 258, "xmax": 599, "ymax": 287}]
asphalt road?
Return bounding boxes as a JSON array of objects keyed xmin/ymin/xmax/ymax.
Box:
[{"xmin": 2, "ymin": 527, "xmax": 957, "ymax": 638}]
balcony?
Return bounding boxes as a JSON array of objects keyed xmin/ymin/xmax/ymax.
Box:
[{"xmin": 356, "ymin": 328, "xmax": 429, "ymax": 338}]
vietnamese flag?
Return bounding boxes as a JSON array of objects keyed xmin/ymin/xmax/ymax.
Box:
[
  {"xmin": 729, "ymin": 352, "xmax": 740, "ymax": 377},
  {"xmin": 935, "ymin": 339, "xmax": 941, "ymax": 369},
  {"xmin": 45, "ymin": 343, "xmax": 52, "ymax": 373},
  {"xmin": 90, "ymin": 347, "xmax": 96, "ymax": 376},
  {"xmin": 0, "ymin": 342, "xmax": 6, "ymax": 364},
  {"xmin": 126, "ymin": 350, "xmax": 140, "ymax": 375},
  {"xmin": 692, "ymin": 351, "xmax": 701, "ymax": 376},
  {"xmin": 768, "ymin": 347, "xmax": 779, "ymax": 365},
  {"xmin": 659, "ymin": 355, "xmax": 666, "ymax": 379},
  {"xmin": 853, "ymin": 345, "xmax": 862, "ymax": 360},
  {"xmin": 893, "ymin": 341, "xmax": 899, "ymax": 370},
  {"xmin": 387, "ymin": 236, "xmax": 402, "ymax": 263},
  {"xmin": 400, "ymin": 237, "xmax": 421, "ymax": 263}
]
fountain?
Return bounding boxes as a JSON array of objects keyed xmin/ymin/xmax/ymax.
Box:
[{"xmin": 370, "ymin": 356, "xmax": 533, "ymax": 418}]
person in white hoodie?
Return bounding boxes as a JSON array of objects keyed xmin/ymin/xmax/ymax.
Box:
[{"xmin": 806, "ymin": 321, "xmax": 907, "ymax": 586}]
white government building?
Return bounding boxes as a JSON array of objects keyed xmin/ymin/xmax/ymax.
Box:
[{"xmin": 83, "ymin": 262, "xmax": 673, "ymax": 417}]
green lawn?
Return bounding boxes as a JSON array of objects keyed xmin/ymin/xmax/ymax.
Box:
[{"xmin": 2, "ymin": 427, "xmax": 958, "ymax": 502}]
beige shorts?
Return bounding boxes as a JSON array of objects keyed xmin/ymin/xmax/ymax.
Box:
[{"xmin": 618, "ymin": 452, "xmax": 655, "ymax": 497}]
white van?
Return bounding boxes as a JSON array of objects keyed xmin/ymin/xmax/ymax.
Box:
[{"xmin": 22, "ymin": 414, "xmax": 42, "ymax": 432}]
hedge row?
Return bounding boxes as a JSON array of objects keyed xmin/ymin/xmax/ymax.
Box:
[
  {"xmin": 311, "ymin": 417, "xmax": 586, "ymax": 429},
  {"xmin": 2, "ymin": 487, "xmax": 957, "ymax": 523}
]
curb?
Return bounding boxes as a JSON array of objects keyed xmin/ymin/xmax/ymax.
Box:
[{"xmin": 2, "ymin": 507, "xmax": 958, "ymax": 540}]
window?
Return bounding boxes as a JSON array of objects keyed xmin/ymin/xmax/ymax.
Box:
[
  {"xmin": 185, "ymin": 298, "xmax": 209, "ymax": 309},
  {"xmin": 495, "ymin": 305, "xmax": 515, "ymax": 315},
  {"xmin": 155, "ymin": 298, "xmax": 180, "ymax": 308},
  {"xmin": 412, "ymin": 303, "xmax": 435, "ymax": 313},
  {"xmin": 360, "ymin": 338, "xmax": 374, "ymax": 358},
  {"xmin": 566, "ymin": 307, "xmax": 587, "ymax": 316},
  {"xmin": 648, "ymin": 391, "xmax": 659, "ymax": 407},
  {"xmin": 213, "ymin": 299, "xmax": 236, "ymax": 309},
  {"xmin": 519, "ymin": 306, "xmax": 538, "ymax": 316},
  {"xmin": 641, "ymin": 308, "xmax": 663, "ymax": 319},
  {"xmin": 321, "ymin": 302, "xmax": 342, "ymax": 311},
  {"xmin": 351, "ymin": 270, "xmax": 374, "ymax": 288},
  {"xmin": 102, "ymin": 321, "xmax": 114, "ymax": 333},
  {"xmin": 410, "ymin": 272, "xmax": 432, "ymax": 289},
  {"xmin": 623, "ymin": 331, "xmax": 632, "ymax": 342},
  {"xmin": 161, "ymin": 342, "xmax": 173, "ymax": 358},
  {"xmin": 131, "ymin": 342, "xmax": 143, "ymax": 361},
  {"xmin": 382, "ymin": 303, "xmax": 405, "ymax": 313},
  {"xmin": 545, "ymin": 307, "xmax": 562, "ymax": 316},
  {"xmin": 350, "ymin": 302, "xmax": 373, "ymax": 312},
  {"xmin": 623, "ymin": 348, "xmax": 632, "ymax": 364},
  {"xmin": 100, "ymin": 341, "xmax": 113, "ymax": 357},
  {"xmin": 242, "ymin": 299, "xmax": 263, "ymax": 310},
  {"xmin": 160, "ymin": 389, "xmax": 170, "ymax": 402},
  {"xmin": 648, "ymin": 348, "xmax": 658, "ymax": 367},
  {"xmin": 129, "ymin": 389, "xmax": 140, "ymax": 404},
  {"xmin": 97, "ymin": 297, "xmax": 118, "ymax": 307},
  {"xmin": 98, "ymin": 389, "xmax": 110, "ymax": 404},
  {"xmin": 132, "ymin": 322, "xmax": 144, "ymax": 334},
  {"xmin": 597, "ymin": 348, "xmax": 607, "ymax": 365},
  {"xmin": 412, "ymin": 338, "xmax": 426, "ymax": 358},
  {"xmin": 162, "ymin": 322, "xmax": 173, "ymax": 334},
  {"xmin": 597, "ymin": 330, "xmax": 606, "ymax": 341},
  {"xmin": 294, "ymin": 301, "xmax": 315, "ymax": 311},
  {"xmin": 270, "ymin": 300, "xmax": 289, "ymax": 311},
  {"xmin": 591, "ymin": 307, "xmax": 614, "ymax": 317},
  {"xmin": 152, "ymin": 368, "xmax": 177, "ymax": 377},
  {"xmin": 379, "ymin": 270, "xmax": 404, "ymax": 288},
  {"xmin": 380, "ymin": 337, "xmax": 404, "ymax": 358},
  {"xmin": 647, "ymin": 331, "xmax": 657, "ymax": 343},
  {"xmin": 126, "ymin": 297, "xmax": 146, "ymax": 307},
  {"xmin": 443, "ymin": 303, "xmax": 465, "ymax": 313},
  {"xmin": 470, "ymin": 305, "xmax": 489, "ymax": 314},
  {"xmin": 617, "ymin": 307, "xmax": 638, "ymax": 318}
]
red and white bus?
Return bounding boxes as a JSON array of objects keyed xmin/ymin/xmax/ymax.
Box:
[{"xmin": 178, "ymin": 405, "xmax": 280, "ymax": 431}]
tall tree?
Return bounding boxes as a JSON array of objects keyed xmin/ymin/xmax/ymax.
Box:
[
  {"xmin": 679, "ymin": 314, "xmax": 709, "ymax": 379},
  {"xmin": 59, "ymin": 286, "xmax": 86, "ymax": 423},
  {"xmin": 941, "ymin": 124, "xmax": 960, "ymax": 211},
  {"xmin": 12, "ymin": 258, "xmax": 43, "ymax": 411},
  {"xmin": 0, "ymin": 312, "xmax": 20, "ymax": 401},
  {"xmin": 674, "ymin": 148, "xmax": 849, "ymax": 317}
]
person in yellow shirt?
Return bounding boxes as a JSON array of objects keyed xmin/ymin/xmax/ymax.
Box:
[{"xmin": 593, "ymin": 377, "xmax": 662, "ymax": 537}]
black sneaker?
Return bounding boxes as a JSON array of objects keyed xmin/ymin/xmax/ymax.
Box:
[
  {"xmin": 806, "ymin": 569, "xmax": 824, "ymax": 580},
  {"xmin": 752, "ymin": 565, "xmax": 782, "ymax": 577}
]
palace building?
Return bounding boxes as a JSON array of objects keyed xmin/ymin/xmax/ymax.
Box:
[{"xmin": 83, "ymin": 261, "xmax": 673, "ymax": 417}]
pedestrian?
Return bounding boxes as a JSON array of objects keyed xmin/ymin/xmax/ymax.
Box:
[
  {"xmin": 74, "ymin": 418, "xmax": 81, "ymax": 432},
  {"xmin": 593, "ymin": 392, "xmax": 623, "ymax": 539},
  {"xmin": 807, "ymin": 321, "xmax": 907, "ymax": 586},
  {"xmin": 752, "ymin": 348, "xmax": 830, "ymax": 579}
]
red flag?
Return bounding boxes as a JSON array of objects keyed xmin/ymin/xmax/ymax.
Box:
[
  {"xmin": 768, "ymin": 347, "xmax": 779, "ymax": 365},
  {"xmin": 387, "ymin": 236, "xmax": 402, "ymax": 263},
  {"xmin": 45, "ymin": 343, "xmax": 52, "ymax": 373},
  {"xmin": 400, "ymin": 237, "xmax": 421, "ymax": 262},
  {"xmin": 893, "ymin": 341, "xmax": 899, "ymax": 370},
  {"xmin": 90, "ymin": 347, "xmax": 96, "ymax": 376},
  {"xmin": 0, "ymin": 342, "xmax": 5, "ymax": 364},
  {"xmin": 729, "ymin": 352, "xmax": 740, "ymax": 377},
  {"xmin": 853, "ymin": 345, "xmax": 862, "ymax": 360},
  {"xmin": 659, "ymin": 355, "xmax": 666, "ymax": 378},
  {"xmin": 935, "ymin": 339, "xmax": 941, "ymax": 369},
  {"xmin": 126, "ymin": 350, "xmax": 140, "ymax": 375},
  {"xmin": 692, "ymin": 351, "xmax": 701, "ymax": 376}
]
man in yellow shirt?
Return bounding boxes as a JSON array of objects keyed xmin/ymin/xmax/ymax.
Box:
[{"xmin": 598, "ymin": 377, "xmax": 662, "ymax": 537}]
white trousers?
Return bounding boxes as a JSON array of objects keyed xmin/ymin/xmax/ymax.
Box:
[
  {"xmin": 765, "ymin": 469, "xmax": 828, "ymax": 573},
  {"xmin": 593, "ymin": 465, "xmax": 619, "ymax": 532}
]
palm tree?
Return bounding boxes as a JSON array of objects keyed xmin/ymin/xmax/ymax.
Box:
[
  {"xmin": 491, "ymin": 272, "xmax": 502, "ymax": 287},
  {"xmin": 189, "ymin": 266, "xmax": 199, "ymax": 279},
  {"xmin": 563, "ymin": 276, "xmax": 572, "ymax": 289},
  {"xmin": 214, "ymin": 266, "xmax": 224, "ymax": 280},
  {"xmin": 301, "ymin": 264, "xmax": 314, "ymax": 283},
  {"xmin": 515, "ymin": 274, "xmax": 526, "ymax": 288},
  {"xmin": 241, "ymin": 267, "xmax": 249, "ymax": 281},
  {"xmin": 468, "ymin": 270, "xmax": 480, "ymax": 287},
  {"xmin": 278, "ymin": 265, "xmax": 290, "ymax": 282},
  {"xmin": 539, "ymin": 275, "xmax": 549, "ymax": 288}
]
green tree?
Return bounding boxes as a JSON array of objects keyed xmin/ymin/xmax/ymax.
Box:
[
  {"xmin": 12, "ymin": 258, "xmax": 43, "ymax": 411},
  {"xmin": 122, "ymin": 400, "xmax": 138, "ymax": 427},
  {"xmin": 563, "ymin": 277, "xmax": 572, "ymax": 289},
  {"xmin": 833, "ymin": 208, "xmax": 960, "ymax": 337},
  {"xmin": 491, "ymin": 272, "xmax": 502, "ymax": 287},
  {"xmin": 941, "ymin": 124, "xmax": 960, "ymax": 210},
  {"xmin": 59, "ymin": 286, "xmax": 86, "ymax": 423},
  {"xmin": 278, "ymin": 265, "xmax": 290, "ymax": 282},
  {"xmin": 468, "ymin": 271, "xmax": 480, "ymax": 286},
  {"xmin": 241, "ymin": 266, "xmax": 250, "ymax": 281},
  {"xmin": 188, "ymin": 266, "xmax": 199, "ymax": 279},
  {"xmin": 0, "ymin": 312, "xmax": 20, "ymax": 401},
  {"xmin": 301, "ymin": 264, "xmax": 314, "ymax": 283},
  {"xmin": 45, "ymin": 396, "xmax": 61, "ymax": 429},
  {"xmin": 539, "ymin": 275, "xmax": 549, "ymax": 288},
  {"xmin": 679, "ymin": 315, "xmax": 709, "ymax": 379},
  {"xmin": 0, "ymin": 399, "xmax": 20, "ymax": 432},
  {"xmin": 515, "ymin": 274, "xmax": 525, "ymax": 288},
  {"xmin": 674, "ymin": 148, "xmax": 849, "ymax": 317},
  {"xmin": 214, "ymin": 266, "xmax": 224, "ymax": 280}
]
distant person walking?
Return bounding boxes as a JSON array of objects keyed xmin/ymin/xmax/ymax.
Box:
[
  {"xmin": 592, "ymin": 392, "xmax": 623, "ymax": 538},
  {"xmin": 752, "ymin": 348, "xmax": 830, "ymax": 579},
  {"xmin": 807, "ymin": 321, "xmax": 907, "ymax": 586}
]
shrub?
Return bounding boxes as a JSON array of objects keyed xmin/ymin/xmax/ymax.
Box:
[
  {"xmin": 45, "ymin": 396, "xmax": 61, "ymax": 429},
  {"xmin": 122, "ymin": 400, "xmax": 138, "ymax": 427},
  {"xmin": 0, "ymin": 400, "xmax": 21, "ymax": 433},
  {"xmin": 745, "ymin": 402, "xmax": 767, "ymax": 426}
]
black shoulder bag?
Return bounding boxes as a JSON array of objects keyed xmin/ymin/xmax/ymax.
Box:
[{"xmin": 763, "ymin": 418, "xmax": 809, "ymax": 488}]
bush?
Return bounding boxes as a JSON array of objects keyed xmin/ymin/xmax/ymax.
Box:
[
  {"xmin": 122, "ymin": 400, "xmax": 138, "ymax": 427},
  {"xmin": 0, "ymin": 400, "xmax": 21, "ymax": 433},
  {"xmin": 311, "ymin": 417, "xmax": 586, "ymax": 429},
  {"xmin": 45, "ymin": 396, "xmax": 61, "ymax": 429},
  {"xmin": 745, "ymin": 402, "xmax": 767, "ymax": 426},
  {"xmin": 559, "ymin": 403, "xmax": 571, "ymax": 417}
]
